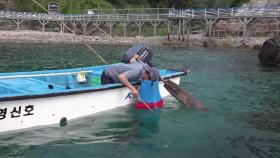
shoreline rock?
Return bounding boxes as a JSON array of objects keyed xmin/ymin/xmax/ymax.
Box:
[
  {"xmin": 258, "ymin": 36, "xmax": 280, "ymax": 67},
  {"xmin": 0, "ymin": 30, "xmax": 267, "ymax": 50}
]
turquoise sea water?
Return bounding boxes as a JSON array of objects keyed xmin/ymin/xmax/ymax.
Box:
[{"xmin": 0, "ymin": 43, "xmax": 279, "ymax": 158}]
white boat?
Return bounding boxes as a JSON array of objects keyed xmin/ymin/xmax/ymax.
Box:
[{"xmin": 0, "ymin": 64, "xmax": 186, "ymax": 133}]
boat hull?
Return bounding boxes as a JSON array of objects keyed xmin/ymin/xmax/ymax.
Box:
[{"xmin": 0, "ymin": 77, "xmax": 180, "ymax": 133}]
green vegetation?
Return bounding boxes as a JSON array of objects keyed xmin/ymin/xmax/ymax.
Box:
[
  {"xmin": 2, "ymin": 0, "xmax": 250, "ymax": 13},
  {"xmin": 11, "ymin": 0, "xmax": 113, "ymax": 13}
]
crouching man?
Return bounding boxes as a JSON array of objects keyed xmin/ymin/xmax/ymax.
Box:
[{"xmin": 101, "ymin": 62, "xmax": 160, "ymax": 97}]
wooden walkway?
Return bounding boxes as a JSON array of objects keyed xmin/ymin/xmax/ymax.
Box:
[
  {"xmin": 169, "ymin": 7, "xmax": 280, "ymax": 40},
  {"xmin": 1, "ymin": 7, "xmax": 280, "ymax": 38},
  {"xmin": 0, "ymin": 8, "xmax": 170, "ymax": 36}
]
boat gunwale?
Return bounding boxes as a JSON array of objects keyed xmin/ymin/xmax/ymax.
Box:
[{"xmin": 0, "ymin": 72, "xmax": 186, "ymax": 102}]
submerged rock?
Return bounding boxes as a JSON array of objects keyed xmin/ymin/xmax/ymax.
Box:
[
  {"xmin": 203, "ymin": 38, "xmax": 216, "ymax": 48},
  {"xmin": 258, "ymin": 36, "xmax": 280, "ymax": 67}
]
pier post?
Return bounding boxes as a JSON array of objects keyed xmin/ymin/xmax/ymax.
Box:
[
  {"xmin": 70, "ymin": 21, "xmax": 78, "ymax": 34},
  {"xmin": 109, "ymin": 21, "xmax": 114, "ymax": 37},
  {"xmin": 138, "ymin": 21, "xmax": 141, "ymax": 36},
  {"xmin": 178, "ymin": 19, "xmax": 181, "ymax": 40},
  {"xmin": 59, "ymin": 21, "xmax": 65, "ymax": 33},
  {"xmin": 152, "ymin": 21, "xmax": 158, "ymax": 36},
  {"xmin": 122, "ymin": 22, "xmax": 128, "ymax": 37},
  {"xmin": 136, "ymin": 21, "xmax": 144, "ymax": 37},
  {"xmin": 209, "ymin": 19, "xmax": 213, "ymax": 38},
  {"xmin": 154, "ymin": 22, "xmax": 157, "ymax": 36},
  {"xmin": 13, "ymin": 19, "xmax": 23, "ymax": 31},
  {"xmin": 203, "ymin": 19, "xmax": 209, "ymax": 38},
  {"xmin": 242, "ymin": 18, "xmax": 247, "ymax": 38},
  {"xmin": 186, "ymin": 20, "xmax": 191, "ymax": 40},
  {"xmin": 9, "ymin": 20, "xmax": 12, "ymax": 30},
  {"xmin": 39, "ymin": 20, "xmax": 49, "ymax": 32},
  {"xmin": 81, "ymin": 21, "xmax": 89, "ymax": 36},
  {"xmin": 239, "ymin": 18, "xmax": 254, "ymax": 41},
  {"xmin": 167, "ymin": 20, "xmax": 171, "ymax": 40},
  {"xmin": 182, "ymin": 19, "xmax": 185, "ymax": 40}
]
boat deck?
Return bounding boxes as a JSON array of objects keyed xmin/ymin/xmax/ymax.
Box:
[{"xmin": 0, "ymin": 64, "xmax": 185, "ymax": 99}]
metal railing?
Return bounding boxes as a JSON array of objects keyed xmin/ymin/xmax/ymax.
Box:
[
  {"xmin": 0, "ymin": 8, "xmax": 170, "ymax": 21},
  {"xmin": 1, "ymin": 7, "xmax": 280, "ymax": 22},
  {"xmin": 86, "ymin": 8, "xmax": 170, "ymax": 15},
  {"xmin": 62, "ymin": 14, "xmax": 170, "ymax": 21},
  {"xmin": 0, "ymin": 11, "xmax": 61, "ymax": 20},
  {"xmin": 169, "ymin": 7, "xmax": 280, "ymax": 18}
]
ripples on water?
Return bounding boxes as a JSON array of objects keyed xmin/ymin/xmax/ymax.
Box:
[{"xmin": 0, "ymin": 43, "xmax": 279, "ymax": 158}]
